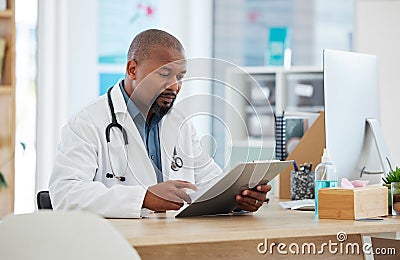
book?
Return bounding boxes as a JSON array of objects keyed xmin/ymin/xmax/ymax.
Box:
[
  {"xmin": 274, "ymin": 112, "xmax": 286, "ymax": 160},
  {"xmin": 266, "ymin": 27, "xmax": 291, "ymax": 67},
  {"xmin": 0, "ymin": 38, "xmax": 6, "ymax": 84},
  {"xmin": 275, "ymin": 112, "xmax": 319, "ymax": 160},
  {"xmin": 285, "ymin": 117, "xmax": 307, "ymax": 156}
]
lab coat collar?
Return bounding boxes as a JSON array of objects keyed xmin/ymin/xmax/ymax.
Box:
[
  {"xmin": 110, "ymin": 79, "xmax": 158, "ymax": 184},
  {"xmin": 110, "ymin": 79, "xmax": 130, "ymax": 115}
]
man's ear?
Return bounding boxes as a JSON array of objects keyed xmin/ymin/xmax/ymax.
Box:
[{"xmin": 126, "ymin": 60, "xmax": 137, "ymax": 80}]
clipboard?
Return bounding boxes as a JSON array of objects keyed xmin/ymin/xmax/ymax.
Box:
[{"xmin": 175, "ymin": 160, "xmax": 293, "ymax": 218}]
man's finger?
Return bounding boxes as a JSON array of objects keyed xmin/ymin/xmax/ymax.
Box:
[
  {"xmin": 161, "ymin": 201, "xmax": 184, "ymax": 211},
  {"xmin": 174, "ymin": 188, "xmax": 192, "ymax": 203},
  {"xmin": 241, "ymin": 189, "xmax": 267, "ymax": 202},
  {"xmin": 174, "ymin": 180, "xmax": 198, "ymax": 191},
  {"xmin": 236, "ymin": 199, "xmax": 258, "ymax": 212},
  {"xmin": 256, "ymin": 184, "xmax": 272, "ymax": 193},
  {"xmin": 237, "ymin": 194, "xmax": 264, "ymax": 206},
  {"xmin": 163, "ymin": 186, "xmax": 192, "ymax": 204}
]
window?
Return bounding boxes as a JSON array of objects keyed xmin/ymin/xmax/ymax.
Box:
[
  {"xmin": 14, "ymin": 0, "xmax": 38, "ymax": 213},
  {"xmin": 213, "ymin": 0, "xmax": 354, "ymax": 66}
]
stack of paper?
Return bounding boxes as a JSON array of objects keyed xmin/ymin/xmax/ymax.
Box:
[{"xmin": 279, "ymin": 199, "xmax": 315, "ymax": 211}]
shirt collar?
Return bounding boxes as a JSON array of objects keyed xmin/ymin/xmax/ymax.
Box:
[
  {"xmin": 119, "ymin": 80, "xmax": 165, "ymax": 127},
  {"xmin": 119, "ymin": 80, "xmax": 142, "ymax": 120}
]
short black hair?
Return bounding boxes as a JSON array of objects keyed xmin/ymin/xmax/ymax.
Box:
[{"xmin": 127, "ymin": 29, "xmax": 184, "ymax": 63}]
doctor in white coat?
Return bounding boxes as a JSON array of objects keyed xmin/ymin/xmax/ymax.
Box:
[{"xmin": 49, "ymin": 29, "xmax": 271, "ymax": 218}]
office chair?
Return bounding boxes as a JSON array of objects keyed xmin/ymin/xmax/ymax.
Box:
[
  {"xmin": 0, "ymin": 211, "xmax": 141, "ymax": 260},
  {"xmin": 37, "ymin": 190, "xmax": 53, "ymax": 209}
]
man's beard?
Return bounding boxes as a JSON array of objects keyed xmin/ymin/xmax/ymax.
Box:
[{"xmin": 149, "ymin": 94, "xmax": 175, "ymax": 117}]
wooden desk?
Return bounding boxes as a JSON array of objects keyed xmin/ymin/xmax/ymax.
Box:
[{"xmin": 109, "ymin": 201, "xmax": 400, "ymax": 259}]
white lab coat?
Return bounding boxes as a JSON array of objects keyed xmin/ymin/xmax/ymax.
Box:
[{"xmin": 49, "ymin": 80, "xmax": 223, "ymax": 218}]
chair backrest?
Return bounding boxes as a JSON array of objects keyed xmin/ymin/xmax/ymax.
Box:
[
  {"xmin": 0, "ymin": 211, "xmax": 141, "ymax": 260},
  {"xmin": 37, "ymin": 190, "xmax": 53, "ymax": 209}
]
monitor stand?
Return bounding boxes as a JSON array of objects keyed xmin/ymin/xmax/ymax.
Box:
[{"xmin": 360, "ymin": 118, "xmax": 393, "ymax": 178}]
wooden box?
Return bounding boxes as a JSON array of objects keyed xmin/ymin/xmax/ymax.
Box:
[{"xmin": 318, "ymin": 186, "xmax": 388, "ymax": 220}]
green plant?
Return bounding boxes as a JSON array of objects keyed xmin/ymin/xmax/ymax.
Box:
[
  {"xmin": 0, "ymin": 170, "xmax": 7, "ymax": 190},
  {"xmin": 382, "ymin": 166, "xmax": 400, "ymax": 184}
]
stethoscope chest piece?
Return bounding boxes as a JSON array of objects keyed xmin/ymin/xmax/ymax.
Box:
[{"xmin": 171, "ymin": 147, "xmax": 183, "ymax": 171}]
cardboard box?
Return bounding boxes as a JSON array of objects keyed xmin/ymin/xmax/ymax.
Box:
[
  {"xmin": 278, "ymin": 112, "xmax": 325, "ymax": 199},
  {"xmin": 318, "ymin": 186, "xmax": 388, "ymax": 220}
]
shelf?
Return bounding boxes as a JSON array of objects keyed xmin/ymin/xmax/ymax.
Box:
[
  {"xmin": 246, "ymin": 105, "xmax": 274, "ymax": 114},
  {"xmin": 0, "ymin": 85, "xmax": 12, "ymax": 94},
  {"xmin": 0, "ymin": 0, "xmax": 15, "ymax": 219},
  {"xmin": 0, "ymin": 9, "xmax": 12, "ymax": 18},
  {"xmin": 229, "ymin": 66, "xmax": 323, "ymax": 75},
  {"xmin": 232, "ymin": 138, "xmax": 276, "ymax": 148},
  {"xmin": 225, "ymin": 66, "xmax": 324, "ymax": 168},
  {"xmin": 285, "ymin": 106, "xmax": 324, "ymax": 113}
]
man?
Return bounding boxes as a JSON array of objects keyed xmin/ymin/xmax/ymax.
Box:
[{"xmin": 49, "ymin": 29, "xmax": 271, "ymax": 218}]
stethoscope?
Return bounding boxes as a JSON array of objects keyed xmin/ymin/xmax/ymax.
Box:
[
  {"xmin": 171, "ymin": 147, "xmax": 183, "ymax": 171},
  {"xmin": 105, "ymin": 86, "xmax": 183, "ymax": 182}
]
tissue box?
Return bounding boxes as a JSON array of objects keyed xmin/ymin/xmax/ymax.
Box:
[{"xmin": 318, "ymin": 186, "xmax": 388, "ymax": 220}]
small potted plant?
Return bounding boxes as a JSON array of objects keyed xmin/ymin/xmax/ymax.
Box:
[{"xmin": 382, "ymin": 166, "xmax": 400, "ymax": 215}]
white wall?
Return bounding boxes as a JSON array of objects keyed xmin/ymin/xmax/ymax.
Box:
[
  {"xmin": 355, "ymin": 0, "xmax": 400, "ymax": 167},
  {"xmin": 158, "ymin": 0, "xmax": 213, "ymax": 137},
  {"xmin": 67, "ymin": 0, "xmax": 98, "ymax": 116},
  {"xmin": 37, "ymin": 0, "xmax": 99, "ymax": 192},
  {"xmin": 37, "ymin": 0, "xmax": 68, "ymax": 192}
]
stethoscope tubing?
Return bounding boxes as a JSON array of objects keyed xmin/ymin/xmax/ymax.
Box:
[{"xmin": 106, "ymin": 86, "xmax": 183, "ymax": 181}]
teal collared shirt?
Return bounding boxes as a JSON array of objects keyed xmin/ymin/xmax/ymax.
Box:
[{"xmin": 119, "ymin": 81, "xmax": 163, "ymax": 183}]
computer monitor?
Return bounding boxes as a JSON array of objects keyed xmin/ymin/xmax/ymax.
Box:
[{"xmin": 323, "ymin": 49, "xmax": 392, "ymax": 184}]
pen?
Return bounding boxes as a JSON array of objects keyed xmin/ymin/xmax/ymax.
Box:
[
  {"xmin": 293, "ymin": 160, "xmax": 299, "ymax": 171},
  {"xmin": 304, "ymin": 163, "xmax": 309, "ymax": 173},
  {"xmin": 300, "ymin": 162, "xmax": 307, "ymax": 172},
  {"xmin": 309, "ymin": 163, "xmax": 313, "ymax": 171}
]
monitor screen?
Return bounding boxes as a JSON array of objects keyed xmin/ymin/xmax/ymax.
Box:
[{"xmin": 323, "ymin": 49, "xmax": 389, "ymax": 184}]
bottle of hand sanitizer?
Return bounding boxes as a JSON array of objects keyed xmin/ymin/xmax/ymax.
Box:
[{"xmin": 314, "ymin": 148, "xmax": 338, "ymax": 216}]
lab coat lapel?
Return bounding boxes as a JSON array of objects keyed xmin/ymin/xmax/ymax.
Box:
[
  {"xmin": 160, "ymin": 116, "xmax": 176, "ymax": 181},
  {"xmin": 110, "ymin": 82, "xmax": 157, "ymax": 185},
  {"xmin": 160, "ymin": 109, "xmax": 194, "ymax": 183}
]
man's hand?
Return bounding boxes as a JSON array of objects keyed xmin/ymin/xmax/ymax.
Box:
[
  {"xmin": 142, "ymin": 180, "xmax": 197, "ymax": 211},
  {"xmin": 235, "ymin": 184, "xmax": 272, "ymax": 212}
]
